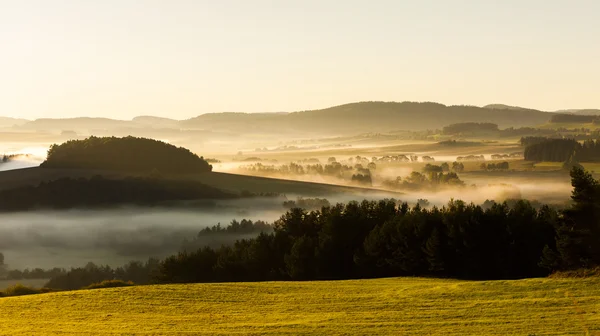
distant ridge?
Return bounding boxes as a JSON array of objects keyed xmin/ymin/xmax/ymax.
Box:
[
  {"xmin": 0, "ymin": 117, "xmax": 30, "ymax": 128},
  {"xmin": 132, "ymin": 116, "xmax": 180, "ymax": 127},
  {"xmin": 3, "ymin": 101, "xmax": 569, "ymax": 135},
  {"xmin": 181, "ymin": 101, "xmax": 553, "ymax": 134},
  {"xmin": 555, "ymin": 109, "xmax": 600, "ymax": 116},
  {"xmin": 483, "ymin": 104, "xmax": 532, "ymax": 111}
]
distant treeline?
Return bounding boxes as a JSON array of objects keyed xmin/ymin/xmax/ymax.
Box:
[
  {"xmin": 1, "ymin": 154, "xmax": 32, "ymax": 163},
  {"xmin": 550, "ymin": 114, "xmax": 600, "ymax": 124},
  {"xmin": 0, "ymin": 176, "xmax": 235, "ymax": 211},
  {"xmin": 442, "ymin": 122, "xmax": 499, "ymax": 135},
  {"xmin": 524, "ymin": 139, "xmax": 600, "ymax": 162},
  {"xmin": 41, "ymin": 136, "xmax": 212, "ymax": 174},
  {"xmin": 520, "ymin": 136, "xmax": 555, "ymax": 147},
  {"xmin": 180, "ymin": 219, "xmax": 273, "ymax": 252},
  {"xmin": 441, "ymin": 123, "xmax": 555, "ymax": 138},
  {"xmin": 283, "ymin": 198, "xmax": 331, "ymax": 210},
  {"xmin": 524, "ymin": 139, "xmax": 579, "ymax": 162},
  {"xmin": 481, "ymin": 162, "xmax": 510, "ymax": 170},
  {"xmin": 45, "ymin": 259, "xmax": 160, "ymax": 290},
  {"xmin": 2, "ymin": 267, "xmax": 65, "ymax": 280}
]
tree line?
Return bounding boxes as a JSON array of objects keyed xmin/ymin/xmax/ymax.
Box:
[
  {"xmin": 27, "ymin": 168, "xmax": 598, "ymax": 290},
  {"xmin": 550, "ymin": 114, "xmax": 599, "ymax": 124},
  {"xmin": 153, "ymin": 167, "xmax": 600, "ymax": 283},
  {"xmin": 524, "ymin": 138, "xmax": 600, "ymax": 162}
]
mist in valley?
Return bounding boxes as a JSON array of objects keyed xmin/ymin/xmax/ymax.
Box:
[
  {"xmin": 0, "ymin": 130, "xmax": 579, "ymax": 275},
  {"xmin": 0, "ymin": 201, "xmax": 287, "ymax": 270}
]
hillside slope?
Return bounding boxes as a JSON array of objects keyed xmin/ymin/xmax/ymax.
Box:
[
  {"xmin": 0, "ymin": 167, "xmax": 396, "ymax": 198},
  {"xmin": 0, "ymin": 277, "xmax": 598, "ymax": 335}
]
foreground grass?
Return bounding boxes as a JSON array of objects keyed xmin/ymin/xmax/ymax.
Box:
[{"xmin": 1, "ymin": 277, "xmax": 599, "ymax": 335}]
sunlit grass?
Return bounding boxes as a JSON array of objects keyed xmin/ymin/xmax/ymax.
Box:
[{"xmin": 0, "ymin": 277, "xmax": 599, "ymax": 335}]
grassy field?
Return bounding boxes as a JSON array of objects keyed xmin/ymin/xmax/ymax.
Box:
[{"xmin": 0, "ymin": 277, "xmax": 599, "ymax": 335}]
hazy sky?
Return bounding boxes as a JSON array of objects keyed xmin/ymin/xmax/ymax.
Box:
[{"xmin": 1, "ymin": 0, "xmax": 599, "ymax": 120}]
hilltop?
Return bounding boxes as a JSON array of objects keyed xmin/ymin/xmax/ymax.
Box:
[
  {"xmin": 41, "ymin": 136, "xmax": 213, "ymax": 174},
  {"xmin": 0, "ymin": 277, "xmax": 598, "ymax": 335}
]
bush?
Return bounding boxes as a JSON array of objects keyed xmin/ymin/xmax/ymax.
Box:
[
  {"xmin": 549, "ymin": 267, "xmax": 600, "ymax": 278},
  {"xmin": 1, "ymin": 284, "xmax": 43, "ymax": 297},
  {"xmin": 84, "ymin": 280, "xmax": 135, "ymax": 290}
]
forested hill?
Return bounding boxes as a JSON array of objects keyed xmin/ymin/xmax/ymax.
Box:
[
  {"xmin": 181, "ymin": 102, "xmax": 552, "ymax": 134},
  {"xmin": 41, "ymin": 136, "xmax": 213, "ymax": 174}
]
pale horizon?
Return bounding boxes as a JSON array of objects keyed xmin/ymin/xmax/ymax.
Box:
[{"xmin": 2, "ymin": 0, "xmax": 599, "ymax": 120}]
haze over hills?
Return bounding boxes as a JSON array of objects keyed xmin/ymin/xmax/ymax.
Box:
[
  {"xmin": 3, "ymin": 101, "xmax": 565, "ymax": 136},
  {"xmin": 555, "ymin": 109, "xmax": 600, "ymax": 116},
  {"xmin": 0, "ymin": 117, "xmax": 29, "ymax": 128},
  {"xmin": 181, "ymin": 102, "xmax": 556, "ymax": 134},
  {"xmin": 6, "ymin": 101, "xmax": 600, "ymax": 136}
]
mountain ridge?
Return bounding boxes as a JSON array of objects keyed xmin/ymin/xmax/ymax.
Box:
[{"xmin": 7, "ymin": 101, "xmax": 600, "ymax": 135}]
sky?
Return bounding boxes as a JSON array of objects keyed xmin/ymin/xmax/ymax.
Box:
[{"xmin": 1, "ymin": 0, "xmax": 599, "ymax": 120}]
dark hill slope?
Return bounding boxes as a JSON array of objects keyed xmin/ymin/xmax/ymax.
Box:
[{"xmin": 0, "ymin": 167, "xmax": 400, "ymax": 198}]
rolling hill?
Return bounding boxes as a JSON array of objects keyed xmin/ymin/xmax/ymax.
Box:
[
  {"xmin": 0, "ymin": 117, "xmax": 29, "ymax": 128},
  {"xmin": 8, "ymin": 101, "xmax": 556, "ymax": 136},
  {"xmin": 0, "ymin": 277, "xmax": 598, "ymax": 335},
  {"xmin": 556, "ymin": 109, "xmax": 600, "ymax": 116},
  {"xmin": 182, "ymin": 102, "xmax": 553, "ymax": 135},
  {"xmin": 18, "ymin": 117, "xmax": 133, "ymax": 132}
]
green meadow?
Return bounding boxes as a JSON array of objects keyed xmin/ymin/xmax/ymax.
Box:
[{"xmin": 1, "ymin": 277, "xmax": 599, "ymax": 335}]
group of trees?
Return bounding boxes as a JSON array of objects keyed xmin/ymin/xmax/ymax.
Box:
[
  {"xmin": 180, "ymin": 219, "xmax": 273, "ymax": 252},
  {"xmin": 0, "ymin": 253, "xmax": 5, "ymax": 277},
  {"xmin": 524, "ymin": 139, "xmax": 580, "ymax": 162},
  {"xmin": 423, "ymin": 162, "xmax": 463, "ymax": 173},
  {"xmin": 382, "ymin": 170, "xmax": 464, "ymax": 190},
  {"xmin": 153, "ymin": 167, "xmax": 600, "ymax": 283},
  {"xmin": 481, "ymin": 162, "xmax": 510, "ymax": 171},
  {"xmin": 523, "ymin": 138, "xmax": 600, "ymax": 162},
  {"xmin": 45, "ymin": 259, "xmax": 160, "ymax": 290},
  {"xmin": 283, "ymin": 198, "xmax": 331, "ymax": 210},
  {"xmin": 42, "ymin": 136, "xmax": 213, "ymax": 174},
  {"xmin": 1, "ymin": 265, "xmax": 65, "ymax": 280},
  {"xmin": 242, "ymin": 160, "xmax": 377, "ymax": 186},
  {"xmin": 0, "ymin": 175, "xmax": 235, "ymax": 211},
  {"xmin": 520, "ymin": 136, "xmax": 554, "ymax": 147},
  {"xmin": 550, "ymin": 114, "xmax": 599, "ymax": 124},
  {"xmin": 242, "ymin": 162, "xmax": 354, "ymax": 179},
  {"xmin": 490, "ymin": 153, "xmax": 522, "ymax": 160},
  {"xmin": 1, "ymin": 154, "xmax": 31, "ymax": 163},
  {"xmin": 456, "ymin": 155, "xmax": 485, "ymax": 161}
]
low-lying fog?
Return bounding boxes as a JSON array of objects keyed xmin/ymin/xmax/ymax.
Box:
[
  {"xmin": 0, "ymin": 205, "xmax": 283, "ymax": 270},
  {"xmin": 0, "ymin": 194, "xmax": 402, "ymax": 270},
  {"xmin": 0, "ymin": 144, "xmax": 47, "ymax": 171}
]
